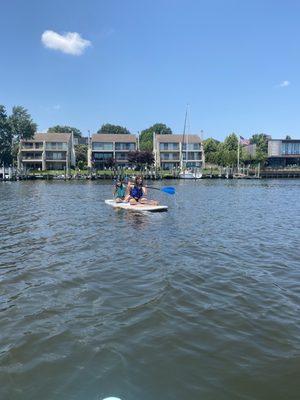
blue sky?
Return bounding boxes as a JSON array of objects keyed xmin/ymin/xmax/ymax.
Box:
[{"xmin": 1, "ymin": 0, "xmax": 300, "ymax": 140}]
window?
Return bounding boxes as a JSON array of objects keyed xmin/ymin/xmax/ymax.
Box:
[
  {"xmin": 282, "ymin": 142, "xmax": 300, "ymax": 155},
  {"xmin": 115, "ymin": 153, "xmax": 127, "ymax": 160},
  {"xmin": 161, "ymin": 162, "xmax": 179, "ymax": 170},
  {"xmin": 183, "ymin": 152, "xmax": 201, "ymax": 161},
  {"xmin": 182, "ymin": 143, "xmax": 200, "ymax": 150},
  {"xmin": 46, "ymin": 142, "xmax": 67, "ymax": 150},
  {"xmin": 93, "ymin": 152, "xmax": 114, "ymax": 160},
  {"xmin": 46, "ymin": 152, "xmax": 66, "ymax": 160},
  {"xmin": 92, "ymin": 142, "xmax": 113, "ymax": 150},
  {"xmin": 159, "ymin": 143, "xmax": 179, "ymax": 150},
  {"xmin": 161, "ymin": 152, "xmax": 180, "ymax": 160},
  {"xmin": 115, "ymin": 142, "xmax": 135, "ymax": 151}
]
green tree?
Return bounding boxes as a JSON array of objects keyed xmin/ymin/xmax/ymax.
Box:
[
  {"xmin": 75, "ymin": 144, "xmax": 88, "ymax": 167},
  {"xmin": 224, "ymin": 133, "xmax": 238, "ymax": 151},
  {"xmin": 97, "ymin": 124, "xmax": 130, "ymax": 135},
  {"xmin": 0, "ymin": 105, "xmax": 37, "ymax": 165},
  {"xmin": 250, "ymin": 133, "xmax": 269, "ymax": 164},
  {"xmin": 250, "ymin": 133, "xmax": 268, "ymax": 153},
  {"xmin": 48, "ymin": 125, "xmax": 82, "ymax": 138},
  {"xmin": 140, "ymin": 123, "xmax": 172, "ymax": 151},
  {"xmin": 209, "ymin": 133, "xmax": 238, "ymax": 166},
  {"xmin": 215, "ymin": 143, "xmax": 236, "ymax": 166},
  {"xmin": 203, "ymin": 137, "xmax": 219, "ymax": 163},
  {"xmin": 0, "ymin": 106, "xmax": 13, "ymax": 165},
  {"xmin": 9, "ymin": 106, "xmax": 37, "ymax": 141}
]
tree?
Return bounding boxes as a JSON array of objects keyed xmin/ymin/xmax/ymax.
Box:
[
  {"xmin": 140, "ymin": 123, "xmax": 172, "ymax": 151},
  {"xmin": 224, "ymin": 133, "xmax": 238, "ymax": 151},
  {"xmin": 250, "ymin": 133, "xmax": 268, "ymax": 154},
  {"xmin": 48, "ymin": 125, "xmax": 82, "ymax": 138},
  {"xmin": 0, "ymin": 105, "xmax": 37, "ymax": 165},
  {"xmin": 97, "ymin": 124, "xmax": 130, "ymax": 135},
  {"xmin": 128, "ymin": 150, "xmax": 154, "ymax": 169},
  {"xmin": 0, "ymin": 106, "xmax": 13, "ymax": 165},
  {"xmin": 138, "ymin": 151, "xmax": 154, "ymax": 166},
  {"xmin": 128, "ymin": 151, "xmax": 139, "ymax": 165},
  {"xmin": 250, "ymin": 133, "xmax": 269, "ymax": 164},
  {"xmin": 203, "ymin": 138, "xmax": 219, "ymax": 163},
  {"xmin": 141, "ymin": 151, "xmax": 155, "ymax": 167},
  {"xmin": 9, "ymin": 106, "xmax": 37, "ymax": 141},
  {"xmin": 105, "ymin": 157, "xmax": 116, "ymax": 169},
  {"xmin": 75, "ymin": 144, "xmax": 88, "ymax": 167}
]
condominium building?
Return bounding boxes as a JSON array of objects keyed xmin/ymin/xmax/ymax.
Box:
[
  {"xmin": 153, "ymin": 134, "xmax": 205, "ymax": 170},
  {"xmin": 268, "ymin": 139, "xmax": 300, "ymax": 167},
  {"xmin": 88, "ymin": 134, "xmax": 137, "ymax": 169},
  {"xmin": 18, "ymin": 132, "xmax": 76, "ymax": 171}
]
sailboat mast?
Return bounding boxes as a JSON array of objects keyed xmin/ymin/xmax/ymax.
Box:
[
  {"xmin": 182, "ymin": 104, "xmax": 189, "ymax": 169},
  {"xmin": 237, "ymin": 136, "xmax": 240, "ymax": 174}
]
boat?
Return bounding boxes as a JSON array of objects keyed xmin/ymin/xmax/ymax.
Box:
[
  {"xmin": 105, "ymin": 200, "xmax": 168, "ymax": 212},
  {"xmin": 179, "ymin": 169, "xmax": 202, "ymax": 179},
  {"xmin": 179, "ymin": 105, "xmax": 202, "ymax": 179}
]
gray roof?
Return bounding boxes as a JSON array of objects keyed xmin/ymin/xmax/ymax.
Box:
[
  {"xmin": 92, "ymin": 133, "xmax": 137, "ymax": 143},
  {"xmin": 21, "ymin": 132, "xmax": 72, "ymax": 143},
  {"xmin": 156, "ymin": 134, "xmax": 202, "ymax": 143}
]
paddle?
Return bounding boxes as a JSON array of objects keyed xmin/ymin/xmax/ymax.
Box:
[
  {"xmin": 146, "ymin": 186, "xmax": 176, "ymax": 195},
  {"xmin": 122, "ymin": 177, "xmax": 175, "ymax": 195}
]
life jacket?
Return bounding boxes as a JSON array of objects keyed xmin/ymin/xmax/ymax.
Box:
[{"xmin": 130, "ymin": 185, "xmax": 143, "ymax": 199}]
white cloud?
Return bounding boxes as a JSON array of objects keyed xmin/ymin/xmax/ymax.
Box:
[
  {"xmin": 278, "ymin": 80, "xmax": 290, "ymax": 87},
  {"xmin": 41, "ymin": 30, "xmax": 91, "ymax": 55}
]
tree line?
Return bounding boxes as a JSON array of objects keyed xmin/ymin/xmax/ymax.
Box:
[{"xmin": 203, "ymin": 133, "xmax": 270, "ymax": 166}]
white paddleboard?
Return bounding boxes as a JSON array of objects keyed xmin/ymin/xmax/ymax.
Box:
[{"xmin": 105, "ymin": 199, "xmax": 168, "ymax": 212}]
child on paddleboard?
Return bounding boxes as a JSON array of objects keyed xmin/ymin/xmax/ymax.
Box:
[
  {"xmin": 114, "ymin": 179, "xmax": 126, "ymax": 203},
  {"xmin": 125, "ymin": 176, "xmax": 158, "ymax": 205}
]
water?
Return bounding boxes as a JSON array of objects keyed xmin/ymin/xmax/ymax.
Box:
[{"xmin": 0, "ymin": 180, "xmax": 299, "ymax": 400}]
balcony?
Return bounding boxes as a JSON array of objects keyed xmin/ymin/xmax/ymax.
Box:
[
  {"xmin": 21, "ymin": 153, "xmax": 43, "ymax": 161},
  {"xmin": 45, "ymin": 151, "xmax": 67, "ymax": 161},
  {"xmin": 115, "ymin": 144, "xmax": 136, "ymax": 151},
  {"xmin": 45, "ymin": 144, "xmax": 68, "ymax": 151},
  {"xmin": 92, "ymin": 143, "xmax": 113, "ymax": 151},
  {"xmin": 159, "ymin": 145, "xmax": 180, "ymax": 151},
  {"xmin": 160, "ymin": 152, "xmax": 180, "ymax": 161},
  {"xmin": 22, "ymin": 158, "xmax": 43, "ymax": 162},
  {"xmin": 21, "ymin": 142, "xmax": 44, "ymax": 151}
]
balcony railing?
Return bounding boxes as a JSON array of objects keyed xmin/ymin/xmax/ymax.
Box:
[
  {"xmin": 46, "ymin": 157, "xmax": 67, "ymax": 161},
  {"xmin": 22, "ymin": 158, "xmax": 43, "ymax": 161},
  {"xmin": 22, "ymin": 147, "xmax": 44, "ymax": 151},
  {"xmin": 22, "ymin": 154, "xmax": 43, "ymax": 160}
]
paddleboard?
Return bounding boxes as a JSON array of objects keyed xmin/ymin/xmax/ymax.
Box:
[{"xmin": 105, "ymin": 199, "xmax": 168, "ymax": 212}]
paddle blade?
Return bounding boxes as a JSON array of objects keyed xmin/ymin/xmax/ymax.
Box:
[{"xmin": 161, "ymin": 186, "xmax": 175, "ymax": 195}]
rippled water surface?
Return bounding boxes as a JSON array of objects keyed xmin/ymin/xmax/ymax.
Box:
[{"xmin": 1, "ymin": 180, "xmax": 300, "ymax": 400}]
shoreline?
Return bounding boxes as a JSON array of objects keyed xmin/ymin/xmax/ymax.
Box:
[{"xmin": 2, "ymin": 170, "xmax": 300, "ymax": 181}]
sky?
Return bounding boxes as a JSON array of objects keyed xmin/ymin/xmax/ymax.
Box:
[{"xmin": 1, "ymin": 0, "xmax": 300, "ymax": 140}]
